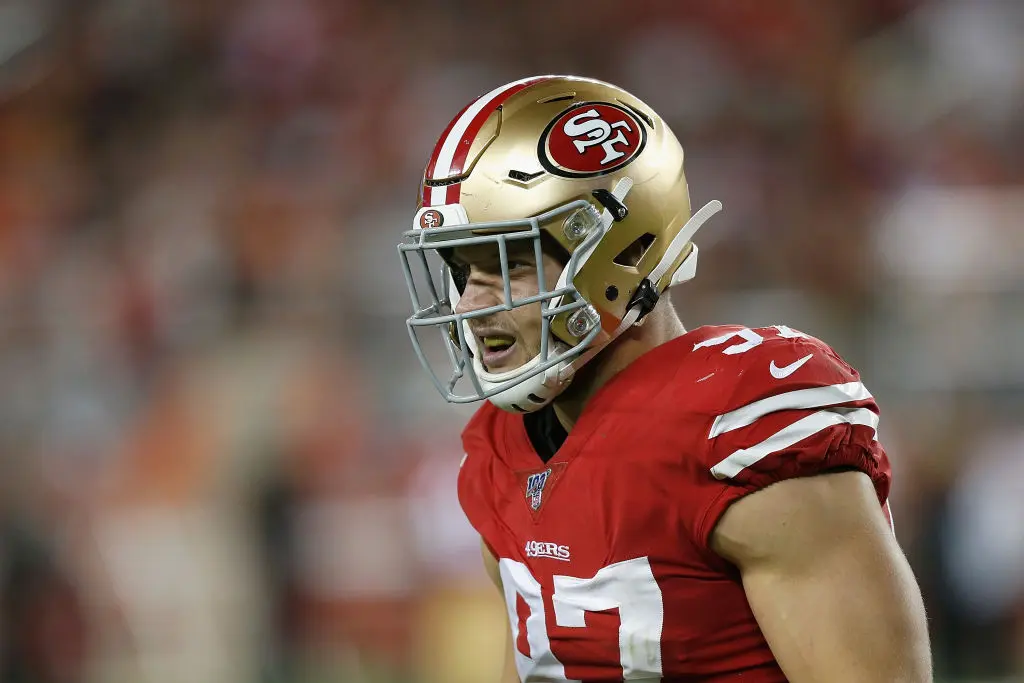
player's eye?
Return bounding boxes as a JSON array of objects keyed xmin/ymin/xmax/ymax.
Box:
[{"xmin": 449, "ymin": 262, "xmax": 468, "ymax": 295}]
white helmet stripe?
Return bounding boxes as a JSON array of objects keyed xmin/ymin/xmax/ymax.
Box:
[{"xmin": 426, "ymin": 76, "xmax": 550, "ymax": 206}]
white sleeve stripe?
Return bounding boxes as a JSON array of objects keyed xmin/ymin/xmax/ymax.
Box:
[
  {"xmin": 708, "ymin": 381, "xmax": 872, "ymax": 439},
  {"xmin": 710, "ymin": 406, "xmax": 880, "ymax": 480}
]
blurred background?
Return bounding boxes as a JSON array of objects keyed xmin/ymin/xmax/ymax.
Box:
[{"xmin": 0, "ymin": 0, "xmax": 1021, "ymax": 681}]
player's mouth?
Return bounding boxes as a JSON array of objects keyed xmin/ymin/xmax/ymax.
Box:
[{"xmin": 479, "ymin": 333, "xmax": 518, "ymax": 372}]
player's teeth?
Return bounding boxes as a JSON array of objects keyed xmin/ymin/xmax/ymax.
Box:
[{"xmin": 483, "ymin": 336, "xmax": 515, "ymax": 349}]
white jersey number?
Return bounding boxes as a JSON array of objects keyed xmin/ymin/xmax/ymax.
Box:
[
  {"xmin": 692, "ymin": 325, "xmax": 807, "ymax": 355},
  {"xmin": 499, "ymin": 556, "xmax": 664, "ymax": 682}
]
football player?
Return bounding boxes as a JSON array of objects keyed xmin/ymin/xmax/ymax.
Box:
[{"xmin": 397, "ymin": 75, "xmax": 932, "ymax": 682}]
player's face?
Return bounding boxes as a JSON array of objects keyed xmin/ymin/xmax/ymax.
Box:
[{"xmin": 451, "ymin": 240, "xmax": 563, "ymax": 374}]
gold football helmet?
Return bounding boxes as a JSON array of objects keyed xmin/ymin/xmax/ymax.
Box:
[{"xmin": 398, "ymin": 75, "xmax": 721, "ymax": 412}]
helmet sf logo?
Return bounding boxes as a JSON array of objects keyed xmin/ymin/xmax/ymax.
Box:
[
  {"xmin": 418, "ymin": 209, "xmax": 444, "ymax": 229},
  {"xmin": 539, "ymin": 102, "xmax": 647, "ymax": 178},
  {"xmin": 565, "ymin": 109, "xmax": 631, "ymax": 163}
]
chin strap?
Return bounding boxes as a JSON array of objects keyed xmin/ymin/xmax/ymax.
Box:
[
  {"xmin": 652, "ymin": 199, "xmax": 721, "ymax": 286},
  {"xmin": 556, "ymin": 200, "xmax": 723, "ymax": 382},
  {"xmin": 624, "ymin": 199, "xmax": 722, "ymax": 321}
]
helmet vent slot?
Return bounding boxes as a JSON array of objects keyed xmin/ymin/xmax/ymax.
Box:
[
  {"xmin": 620, "ymin": 101, "xmax": 654, "ymax": 128},
  {"xmin": 424, "ymin": 175, "xmax": 465, "ymax": 187},
  {"xmin": 508, "ymin": 169, "xmax": 545, "ymax": 182},
  {"xmin": 538, "ymin": 92, "xmax": 576, "ymax": 104},
  {"xmin": 613, "ymin": 233, "xmax": 656, "ymax": 267}
]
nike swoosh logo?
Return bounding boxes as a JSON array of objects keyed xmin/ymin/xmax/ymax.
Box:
[{"xmin": 770, "ymin": 353, "xmax": 813, "ymax": 379}]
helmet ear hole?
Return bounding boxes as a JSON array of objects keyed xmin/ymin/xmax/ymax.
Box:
[{"xmin": 613, "ymin": 233, "xmax": 656, "ymax": 268}]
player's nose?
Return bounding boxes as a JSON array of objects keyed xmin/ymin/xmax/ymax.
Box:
[{"xmin": 454, "ymin": 272, "xmax": 504, "ymax": 316}]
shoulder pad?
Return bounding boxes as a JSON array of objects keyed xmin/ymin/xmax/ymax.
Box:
[
  {"xmin": 697, "ymin": 326, "xmax": 881, "ymax": 482},
  {"xmin": 685, "ymin": 325, "xmax": 860, "ymax": 412}
]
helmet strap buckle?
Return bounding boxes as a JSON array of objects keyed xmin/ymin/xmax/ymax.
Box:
[
  {"xmin": 591, "ymin": 189, "xmax": 629, "ymax": 222},
  {"xmin": 626, "ymin": 278, "xmax": 660, "ymax": 324}
]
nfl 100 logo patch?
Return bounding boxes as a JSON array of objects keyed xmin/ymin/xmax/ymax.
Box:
[{"xmin": 525, "ymin": 468, "xmax": 553, "ymax": 511}]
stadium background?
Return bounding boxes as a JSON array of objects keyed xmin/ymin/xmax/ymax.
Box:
[{"xmin": 0, "ymin": 0, "xmax": 1021, "ymax": 681}]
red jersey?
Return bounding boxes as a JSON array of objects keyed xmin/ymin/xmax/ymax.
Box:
[{"xmin": 458, "ymin": 324, "xmax": 892, "ymax": 682}]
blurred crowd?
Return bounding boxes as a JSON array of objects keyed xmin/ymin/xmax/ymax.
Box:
[{"xmin": 0, "ymin": 0, "xmax": 1021, "ymax": 681}]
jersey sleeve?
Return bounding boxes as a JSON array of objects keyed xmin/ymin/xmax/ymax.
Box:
[{"xmin": 690, "ymin": 329, "xmax": 892, "ymax": 550}]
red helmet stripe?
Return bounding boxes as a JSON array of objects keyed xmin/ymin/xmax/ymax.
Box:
[
  {"xmin": 422, "ymin": 76, "xmax": 551, "ymax": 206},
  {"xmin": 423, "ymin": 100, "xmax": 472, "ymax": 186}
]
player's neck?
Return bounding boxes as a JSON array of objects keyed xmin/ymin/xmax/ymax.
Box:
[{"xmin": 553, "ymin": 302, "xmax": 686, "ymax": 432}]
